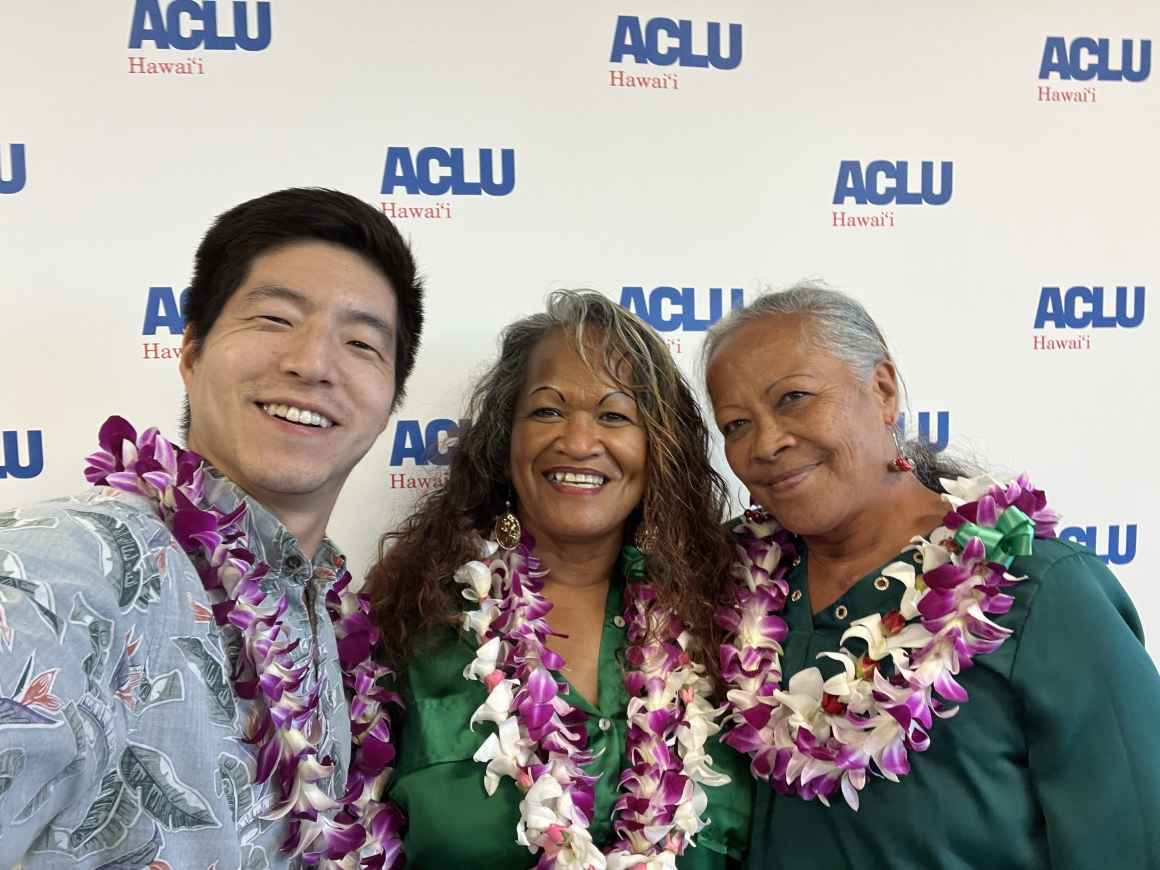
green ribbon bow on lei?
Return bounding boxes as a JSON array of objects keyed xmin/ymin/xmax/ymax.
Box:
[{"xmin": 953, "ymin": 505, "xmax": 1035, "ymax": 566}]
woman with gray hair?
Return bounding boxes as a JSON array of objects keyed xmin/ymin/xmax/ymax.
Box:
[
  {"xmin": 704, "ymin": 283, "xmax": 1160, "ymax": 868},
  {"xmin": 364, "ymin": 291, "xmax": 753, "ymax": 867}
]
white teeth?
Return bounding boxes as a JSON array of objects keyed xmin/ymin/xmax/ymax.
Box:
[
  {"xmin": 261, "ymin": 403, "xmax": 334, "ymax": 428},
  {"xmin": 546, "ymin": 471, "xmax": 607, "ymax": 487}
]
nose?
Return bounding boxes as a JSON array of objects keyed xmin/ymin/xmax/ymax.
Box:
[
  {"xmin": 279, "ymin": 322, "xmax": 336, "ymax": 386},
  {"xmin": 556, "ymin": 412, "xmax": 601, "ymax": 458},
  {"xmin": 750, "ymin": 413, "xmax": 794, "ymax": 463}
]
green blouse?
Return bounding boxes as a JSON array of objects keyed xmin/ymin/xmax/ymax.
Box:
[
  {"xmin": 747, "ymin": 537, "xmax": 1160, "ymax": 870},
  {"xmin": 388, "ymin": 578, "xmax": 754, "ymax": 867}
]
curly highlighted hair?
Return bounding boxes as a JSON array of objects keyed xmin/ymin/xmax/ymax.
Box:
[{"xmin": 366, "ymin": 290, "xmax": 735, "ymax": 691}]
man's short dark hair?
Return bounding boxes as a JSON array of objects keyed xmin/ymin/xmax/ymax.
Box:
[{"xmin": 180, "ymin": 187, "xmax": 424, "ymax": 438}]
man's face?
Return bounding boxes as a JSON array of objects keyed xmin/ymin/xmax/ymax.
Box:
[{"xmin": 180, "ymin": 240, "xmax": 398, "ymax": 514}]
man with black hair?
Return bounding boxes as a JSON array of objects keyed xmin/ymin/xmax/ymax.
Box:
[{"xmin": 0, "ymin": 188, "xmax": 423, "ymax": 868}]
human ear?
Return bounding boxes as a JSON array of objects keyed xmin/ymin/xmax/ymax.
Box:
[
  {"xmin": 178, "ymin": 329, "xmax": 201, "ymax": 391},
  {"xmin": 870, "ymin": 359, "xmax": 900, "ymax": 424}
]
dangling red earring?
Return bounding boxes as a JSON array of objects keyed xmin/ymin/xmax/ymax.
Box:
[
  {"xmin": 744, "ymin": 495, "xmax": 772, "ymax": 524},
  {"xmin": 890, "ymin": 425, "xmax": 914, "ymax": 473}
]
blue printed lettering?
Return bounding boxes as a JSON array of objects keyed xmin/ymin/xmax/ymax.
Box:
[
  {"xmin": 832, "ymin": 161, "xmax": 952, "ymax": 206},
  {"xmin": 1038, "ymin": 36, "xmax": 1150, "ymax": 82},
  {"xmin": 0, "ymin": 143, "xmax": 26, "ymax": 195},
  {"xmin": 1034, "ymin": 285, "xmax": 1145, "ymax": 328},
  {"xmin": 128, "ymin": 0, "xmax": 271, "ymax": 51},
  {"xmin": 610, "ymin": 15, "xmax": 741, "ymax": 70},
  {"xmin": 142, "ymin": 286, "xmax": 190, "ymax": 335},
  {"xmin": 380, "ymin": 147, "xmax": 515, "ymax": 196},
  {"xmin": 0, "ymin": 430, "xmax": 44, "ymax": 480}
]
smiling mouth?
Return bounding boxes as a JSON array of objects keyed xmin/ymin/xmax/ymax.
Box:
[
  {"xmin": 764, "ymin": 464, "xmax": 818, "ymax": 492},
  {"xmin": 259, "ymin": 403, "xmax": 335, "ymax": 429},
  {"xmin": 544, "ymin": 470, "xmax": 608, "ymax": 490}
]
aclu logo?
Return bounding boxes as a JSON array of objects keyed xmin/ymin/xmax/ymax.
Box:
[
  {"xmin": 618, "ymin": 286, "xmax": 743, "ymax": 352},
  {"xmin": 1, "ymin": 144, "xmax": 26, "ymax": 195},
  {"xmin": 141, "ymin": 286, "xmax": 188, "ymax": 361},
  {"xmin": 1060, "ymin": 523, "xmax": 1137, "ymax": 566},
  {"xmin": 895, "ymin": 411, "xmax": 949, "ymax": 453},
  {"xmin": 831, "ymin": 161, "xmax": 951, "ymax": 229},
  {"xmin": 0, "ymin": 430, "xmax": 44, "ymax": 480},
  {"xmin": 833, "ymin": 161, "xmax": 952, "ymax": 206},
  {"xmin": 379, "ymin": 147, "xmax": 514, "ymax": 221},
  {"xmin": 608, "ymin": 16, "xmax": 741, "ymax": 92},
  {"xmin": 388, "ymin": 418, "xmax": 467, "ymax": 490},
  {"xmin": 1032, "ymin": 285, "xmax": 1144, "ymax": 352},
  {"xmin": 129, "ymin": 0, "xmax": 271, "ymax": 50},
  {"xmin": 1038, "ymin": 37, "xmax": 1150, "ymax": 81}
]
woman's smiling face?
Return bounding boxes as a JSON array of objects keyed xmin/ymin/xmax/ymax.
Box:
[
  {"xmin": 707, "ymin": 314, "xmax": 898, "ymax": 537},
  {"xmin": 508, "ymin": 329, "xmax": 647, "ymax": 550}
]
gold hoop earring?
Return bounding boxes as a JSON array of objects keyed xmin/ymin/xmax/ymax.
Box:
[
  {"xmin": 494, "ymin": 493, "xmax": 522, "ymax": 550},
  {"xmin": 633, "ymin": 522, "xmax": 656, "ymax": 555}
]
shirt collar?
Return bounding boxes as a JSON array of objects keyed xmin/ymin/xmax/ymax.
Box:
[{"xmin": 200, "ymin": 465, "xmax": 345, "ymax": 581}]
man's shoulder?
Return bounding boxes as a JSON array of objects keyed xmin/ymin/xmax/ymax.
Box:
[
  {"xmin": 2, "ymin": 487, "xmax": 170, "ymax": 545},
  {"xmin": 0, "ymin": 488, "xmax": 178, "ymax": 601}
]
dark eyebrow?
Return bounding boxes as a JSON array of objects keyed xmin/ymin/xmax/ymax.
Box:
[
  {"xmin": 597, "ymin": 390, "xmax": 635, "ymax": 406},
  {"xmin": 529, "ymin": 386, "xmax": 566, "ymax": 402},
  {"xmin": 243, "ymin": 284, "xmax": 310, "ymax": 308},
  {"xmin": 763, "ymin": 372, "xmax": 812, "ymax": 397},
  {"xmin": 243, "ymin": 284, "xmax": 395, "ymax": 348},
  {"xmin": 345, "ymin": 309, "xmax": 396, "ymax": 349}
]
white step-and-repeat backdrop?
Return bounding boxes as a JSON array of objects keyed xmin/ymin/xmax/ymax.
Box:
[{"xmin": 2, "ymin": 2, "xmax": 1156, "ymax": 657}]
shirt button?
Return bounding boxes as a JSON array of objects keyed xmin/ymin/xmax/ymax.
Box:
[
  {"xmin": 598, "ymin": 718, "xmax": 612, "ymax": 732},
  {"xmin": 874, "ymin": 576, "xmax": 890, "ymax": 591},
  {"xmin": 834, "ymin": 605, "xmax": 848, "ymax": 620},
  {"xmin": 790, "ymin": 589, "xmax": 803, "ymax": 603},
  {"xmin": 612, "ymin": 615, "xmax": 626, "ymax": 628},
  {"xmin": 285, "ymin": 555, "xmax": 304, "ymax": 571}
]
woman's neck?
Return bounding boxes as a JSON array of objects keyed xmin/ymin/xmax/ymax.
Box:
[{"xmin": 802, "ymin": 475, "xmax": 947, "ymax": 612}]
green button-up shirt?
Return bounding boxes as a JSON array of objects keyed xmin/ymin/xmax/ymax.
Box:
[
  {"xmin": 746, "ymin": 536, "xmax": 1160, "ymax": 870},
  {"xmin": 388, "ymin": 577, "xmax": 754, "ymax": 867}
]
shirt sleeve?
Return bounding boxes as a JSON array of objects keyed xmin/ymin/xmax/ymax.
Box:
[
  {"xmin": 0, "ymin": 503, "xmax": 128, "ymax": 863},
  {"xmin": 1011, "ymin": 549, "xmax": 1160, "ymax": 870}
]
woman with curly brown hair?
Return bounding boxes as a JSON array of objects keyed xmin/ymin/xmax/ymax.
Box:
[{"xmin": 365, "ymin": 290, "xmax": 752, "ymax": 868}]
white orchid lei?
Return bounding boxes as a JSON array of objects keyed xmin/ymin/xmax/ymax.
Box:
[
  {"xmin": 716, "ymin": 473, "xmax": 1059, "ymax": 810},
  {"xmin": 455, "ymin": 534, "xmax": 730, "ymax": 869},
  {"xmin": 84, "ymin": 417, "xmax": 404, "ymax": 868}
]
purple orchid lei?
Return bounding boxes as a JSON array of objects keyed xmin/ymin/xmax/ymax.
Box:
[
  {"xmin": 84, "ymin": 417, "xmax": 404, "ymax": 869},
  {"xmin": 715, "ymin": 473, "xmax": 1059, "ymax": 811},
  {"xmin": 456, "ymin": 534, "xmax": 728, "ymax": 869}
]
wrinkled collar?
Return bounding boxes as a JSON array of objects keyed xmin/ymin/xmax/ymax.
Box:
[{"xmin": 200, "ymin": 466, "xmax": 343, "ymax": 578}]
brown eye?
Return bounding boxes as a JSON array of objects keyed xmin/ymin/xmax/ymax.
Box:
[{"xmin": 721, "ymin": 419, "xmax": 748, "ymax": 438}]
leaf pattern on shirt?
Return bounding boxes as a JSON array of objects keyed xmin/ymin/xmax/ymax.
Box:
[
  {"xmin": 71, "ymin": 696, "xmax": 115, "ymax": 778},
  {"xmin": 109, "ymin": 628, "xmax": 144, "ymax": 709},
  {"xmin": 0, "ymin": 509, "xmax": 58, "ymax": 533},
  {"xmin": 2, "ymin": 485, "xmax": 350, "ymax": 867},
  {"xmin": 214, "ymin": 752, "xmax": 255, "ymax": 827},
  {"xmin": 14, "ymin": 751, "xmax": 83, "ymax": 824},
  {"xmin": 0, "ymin": 747, "xmax": 25, "ymax": 799},
  {"xmin": 67, "ymin": 510, "xmax": 150, "ymax": 611},
  {"xmin": 242, "ymin": 844, "xmax": 270, "ymax": 870},
  {"xmin": 137, "ymin": 666, "xmax": 185, "ymax": 714},
  {"xmin": 91, "ymin": 822, "xmax": 164, "ymax": 870},
  {"xmin": 68, "ymin": 592, "xmax": 115, "ymax": 695},
  {"xmin": 0, "ymin": 655, "xmax": 63, "ymax": 730},
  {"xmin": 1, "ymin": 548, "xmax": 62, "ymax": 640},
  {"xmin": 118, "ymin": 742, "xmax": 220, "ymax": 831},
  {"xmin": 172, "ymin": 636, "xmax": 237, "ymax": 727},
  {"xmin": 67, "ymin": 769, "xmax": 143, "ymax": 856}
]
